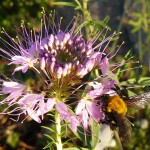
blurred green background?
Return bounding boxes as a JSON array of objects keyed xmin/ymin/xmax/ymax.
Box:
[{"xmin": 0, "ymin": 0, "xmax": 150, "ymax": 149}]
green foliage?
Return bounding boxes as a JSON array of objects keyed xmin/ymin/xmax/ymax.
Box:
[
  {"xmin": 6, "ymin": 131, "xmax": 20, "ymax": 148},
  {"xmin": 127, "ymin": 116, "xmax": 150, "ymax": 150},
  {"xmin": 90, "ymin": 118, "xmax": 101, "ymax": 149},
  {"xmin": 127, "ymin": 0, "xmax": 150, "ymax": 63},
  {"xmin": 54, "ymin": 0, "xmax": 110, "ymax": 39},
  {"xmin": 42, "ymin": 123, "xmax": 56, "ymax": 149},
  {"xmin": 0, "ymin": 0, "xmax": 51, "ymax": 32},
  {"xmin": 128, "ymin": 0, "xmax": 150, "ymax": 33},
  {"xmin": 74, "ymin": 16, "xmax": 110, "ymax": 39},
  {"xmin": 53, "ymin": 0, "xmax": 84, "ymax": 11},
  {"xmin": 0, "ymin": 0, "xmax": 150, "ymax": 150},
  {"xmin": 116, "ymin": 50, "xmax": 133, "ymax": 81},
  {"xmin": 122, "ymin": 77, "xmax": 150, "ymax": 87},
  {"xmin": 53, "ymin": 1, "xmax": 77, "ymax": 8},
  {"xmin": 63, "ymin": 148, "xmax": 89, "ymax": 150}
]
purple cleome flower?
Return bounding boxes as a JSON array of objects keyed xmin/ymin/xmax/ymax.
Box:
[
  {"xmin": 75, "ymin": 78, "xmax": 116, "ymax": 130},
  {"xmin": 0, "ymin": 14, "xmax": 116, "ymax": 131},
  {"xmin": 87, "ymin": 78, "xmax": 116, "ymax": 99},
  {"xmin": 76, "ymin": 99, "xmax": 104, "ymax": 130},
  {"xmin": 1, "ymin": 81, "xmax": 26, "ymax": 106}
]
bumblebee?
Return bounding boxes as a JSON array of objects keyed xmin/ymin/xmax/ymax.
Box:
[{"xmin": 101, "ymin": 85, "xmax": 150, "ymax": 145}]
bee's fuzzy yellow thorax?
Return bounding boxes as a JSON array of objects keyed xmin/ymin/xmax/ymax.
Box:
[{"xmin": 107, "ymin": 96, "xmax": 127, "ymax": 116}]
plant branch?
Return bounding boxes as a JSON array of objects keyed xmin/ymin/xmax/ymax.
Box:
[{"xmin": 55, "ymin": 111, "xmax": 62, "ymax": 150}]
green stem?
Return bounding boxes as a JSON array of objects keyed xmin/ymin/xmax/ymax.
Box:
[
  {"xmin": 82, "ymin": 0, "xmax": 89, "ymax": 39},
  {"xmin": 55, "ymin": 111, "xmax": 62, "ymax": 150},
  {"xmin": 82, "ymin": 0, "xmax": 89, "ymax": 17},
  {"xmin": 138, "ymin": 29, "xmax": 142, "ymax": 61},
  {"xmin": 111, "ymin": 0, "xmax": 132, "ymax": 51}
]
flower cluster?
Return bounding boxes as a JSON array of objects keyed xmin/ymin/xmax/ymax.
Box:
[{"xmin": 0, "ymin": 14, "xmax": 117, "ymax": 132}]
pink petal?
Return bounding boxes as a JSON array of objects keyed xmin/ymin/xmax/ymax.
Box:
[
  {"xmin": 45, "ymin": 98, "xmax": 56, "ymax": 111},
  {"xmin": 87, "ymin": 82, "xmax": 103, "ymax": 98},
  {"xmin": 86, "ymin": 59, "xmax": 95, "ymax": 72},
  {"xmin": 6, "ymin": 90, "xmax": 23, "ymax": 104},
  {"xmin": 86, "ymin": 101, "xmax": 103, "ymax": 122},
  {"xmin": 63, "ymin": 33, "xmax": 70, "ymax": 43},
  {"xmin": 37, "ymin": 98, "xmax": 55, "ymax": 120},
  {"xmin": 76, "ymin": 100, "xmax": 85, "ymax": 115},
  {"xmin": 27, "ymin": 108, "xmax": 41, "ymax": 123},
  {"xmin": 12, "ymin": 66, "xmax": 28, "ymax": 74},
  {"xmin": 57, "ymin": 31, "xmax": 65, "ymax": 42},
  {"xmin": 56, "ymin": 67, "xmax": 63, "ymax": 79},
  {"xmin": 101, "ymin": 57, "xmax": 109, "ymax": 75},
  {"xmin": 22, "ymin": 65, "xmax": 29, "ymax": 73},
  {"xmin": 40, "ymin": 57, "xmax": 46, "ymax": 70},
  {"xmin": 28, "ymin": 41, "xmax": 39, "ymax": 56},
  {"xmin": 36, "ymin": 98, "xmax": 45, "ymax": 119},
  {"xmin": 48, "ymin": 34, "xmax": 54, "ymax": 47},
  {"xmin": 18, "ymin": 94, "xmax": 43, "ymax": 105},
  {"xmin": 55, "ymin": 101, "xmax": 69, "ymax": 119},
  {"xmin": 9, "ymin": 56, "xmax": 27, "ymax": 64},
  {"xmin": 77, "ymin": 66, "xmax": 88, "ymax": 77},
  {"xmin": 70, "ymin": 115, "xmax": 80, "ymax": 131},
  {"xmin": 82, "ymin": 109, "xmax": 89, "ymax": 130},
  {"xmin": 2, "ymin": 82, "xmax": 25, "ymax": 94},
  {"xmin": 41, "ymin": 37, "xmax": 48, "ymax": 46}
]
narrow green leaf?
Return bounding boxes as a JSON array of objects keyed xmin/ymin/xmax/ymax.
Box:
[
  {"xmin": 68, "ymin": 125, "xmax": 92, "ymax": 149},
  {"xmin": 43, "ymin": 134, "xmax": 55, "ymax": 142},
  {"xmin": 43, "ymin": 141, "xmax": 54, "ymax": 150},
  {"xmin": 41, "ymin": 126, "xmax": 55, "ymax": 133},
  {"xmin": 90, "ymin": 118, "xmax": 100, "ymax": 149},
  {"xmin": 53, "ymin": 2, "xmax": 75, "ymax": 7},
  {"xmin": 123, "ymin": 77, "xmax": 150, "ymax": 86},
  {"xmin": 63, "ymin": 142, "xmax": 83, "ymax": 150},
  {"xmin": 63, "ymin": 148, "xmax": 89, "ymax": 150},
  {"xmin": 75, "ymin": 6, "xmax": 81, "ymax": 10},
  {"xmin": 137, "ymin": 77, "xmax": 150, "ymax": 86},
  {"xmin": 77, "ymin": 127, "xmax": 91, "ymax": 149},
  {"xmin": 74, "ymin": 0, "xmax": 82, "ymax": 8},
  {"xmin": 128, "ymin": 90, "xmax": 136, "ymax": 96},
  {"xmin": 46, "ymin": 113, "xmax": 54, "ymax": 117},
  {"xmin": 116, "ymin": 50, "xmax": 133, "ymax": 80}
]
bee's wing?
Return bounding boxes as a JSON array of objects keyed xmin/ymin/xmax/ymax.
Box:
[
  {"xmin": 113, "ymin": 112, "xmax": 132, "ymax": 145},
  {"xmin": 125, "ymin": 92, "xmax": 150, "ymax": 109}
]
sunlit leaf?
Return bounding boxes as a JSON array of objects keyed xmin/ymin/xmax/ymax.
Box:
[
  {"xmin": 53, "ymin": 2, "xmax": 75, "ymax": 7},
  {"xmin": 116, "ymin": 50, "xmax": 133, "ymax": 80},
  {"xmin": 41, "ymin": 126, "xmax": 55, "ymax": 133},
  {"xmin": 63, "ymin": 148, "xmax": 89, "ymax": 150},
  {"xmin": 90, "ymin": 118, "xmax": 100, "ymax": 149},
  {"xmin": 43, "ymin": 141, "xmax": 55, "ymax": 150},
  {"xmin": 122, "ymin": 77, "xmax": 150, "ymax": 86}
]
